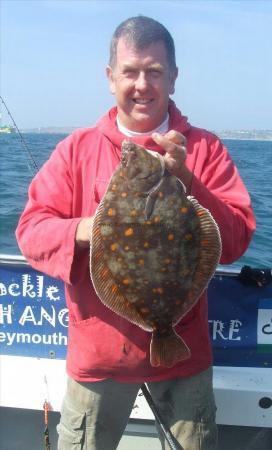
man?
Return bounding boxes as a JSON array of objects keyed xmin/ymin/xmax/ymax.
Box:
[{"xmin": 16, "ymin": 16, "xmax": 256, "ymax": 450}]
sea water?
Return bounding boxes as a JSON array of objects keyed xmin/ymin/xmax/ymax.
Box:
[{"xmin": 0, "ymin": 133, "xmax": 271, "ymax": 269}]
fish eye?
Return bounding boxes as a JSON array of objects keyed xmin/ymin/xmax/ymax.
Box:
[
  {"xmin": 126, "ymin": 151, "xmax": 137, "ymax": 164},
  {"xmin": 121, "ymin": 153, "xmax": 128, "ymax": 167}
]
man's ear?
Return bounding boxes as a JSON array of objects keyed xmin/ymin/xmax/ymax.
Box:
[
  {"xmin": 169, "ymin": 67, "xmax": 178, "ymax": 95},
  {"xmin": 106, "ymin": 65, "xmax": 116, "ymax": 95}
]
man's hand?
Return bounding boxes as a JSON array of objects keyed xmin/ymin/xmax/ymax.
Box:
[
  {"xmin": 152, "ymin": 130, "xmax": 187, "ymax": 172},
  {"xmin": 152, "ymin": 130, "xmax": 193, "ymax": 191},
  {"xmin": 75, "ymin": 217, "xmax": 93, "ymax": 249}
]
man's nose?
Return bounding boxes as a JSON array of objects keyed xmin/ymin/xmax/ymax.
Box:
[{"xmin": 135, "ymin": 72, "xmax": 148, "ymax": 90}]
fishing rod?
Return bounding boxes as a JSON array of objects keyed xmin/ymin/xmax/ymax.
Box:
[
  {"xmin": 0, "ymin": 95, "xmax": 39, "ymax": 175},
  {"xmin": 43, "ymin": 400, "xmax": 51, "ymax": 450},
  {"xmin": 141, "ymin": 383, "xmax": 184, "ymax": 450}
]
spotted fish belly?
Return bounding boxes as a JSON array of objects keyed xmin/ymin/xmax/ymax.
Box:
[{"xmin": 90, "ymin": 162, "xmax": 222, "ymax": 368}]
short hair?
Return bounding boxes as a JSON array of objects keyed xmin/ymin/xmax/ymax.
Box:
[{"xmin": 109, "ymin": 16, "xmax": 177, "ymax": 71}]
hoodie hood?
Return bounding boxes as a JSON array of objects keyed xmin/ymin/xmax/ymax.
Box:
[{"xmin": 96, "ymin": 100, "xmax": 191, "ymax": 157}]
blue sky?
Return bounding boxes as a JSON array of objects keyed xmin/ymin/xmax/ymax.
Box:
[{"xmin": 1, "ymin": 0, "xmax": 271, "ymax": 130}]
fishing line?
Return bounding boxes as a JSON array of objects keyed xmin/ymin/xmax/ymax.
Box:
[{"xmin": 0, "ymin": 95, "xmax": 39, "ymax": 175}]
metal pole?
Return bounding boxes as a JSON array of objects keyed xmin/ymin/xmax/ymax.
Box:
[{"xmin": 141, "ymin": 383, "xmax": 184, "ymax": 450}]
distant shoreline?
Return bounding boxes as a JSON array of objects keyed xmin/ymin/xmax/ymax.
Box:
[
  {"xmin": 220, "ymin": 137, "xmax": 272, "ymax": 142},
  {"xmin": 216, "ymin": 133, "xmax": 272, "ymax": 142},
  {"xmin": 6, "ymin": 127, "xmax": 272, "ymax": 141}
]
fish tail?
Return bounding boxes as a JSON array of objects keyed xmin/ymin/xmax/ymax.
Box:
[{"xmin": 150, "ymin": 329, "xmax": 190, "ymax": 368}]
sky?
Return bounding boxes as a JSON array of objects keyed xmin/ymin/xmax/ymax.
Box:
[{"xmin": 0, "ymin": 0, "xmax": 272, "ymax": 130}]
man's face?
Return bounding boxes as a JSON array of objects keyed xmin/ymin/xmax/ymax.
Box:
[{"xmin": 107, "ymin": 38, "xmax": 178, "ymax": 133}]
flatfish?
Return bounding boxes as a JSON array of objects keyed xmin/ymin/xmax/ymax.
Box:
[{"xmin": 90, "ymin": 141, "xmax": 222, "ymax": 367}]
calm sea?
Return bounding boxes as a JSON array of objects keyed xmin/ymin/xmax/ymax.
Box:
[{"xmin": 0, "ymin": 133, "xmax": 271, "ymax": 269}]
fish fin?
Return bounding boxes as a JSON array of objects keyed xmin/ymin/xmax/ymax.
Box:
[
  {"xmin": 145, "ymin": 195, "xmax": 156, "ymax": 219},
  {"xmin": 150, "ymin": 329, "xmax": 190, "ymax": 368},
  {"xmin": 145, "ymin": 177, "xmax": 165, "ymax": 219},
  {"xmin": 176, "ymin": 178, "xmax": 187, "ymax": 194},
  {"xmin": 172, "ymin": 198, "xmax": 222, "ymax": 326}
]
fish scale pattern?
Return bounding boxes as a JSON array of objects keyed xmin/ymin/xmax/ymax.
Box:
[{"xmin": 90, "ymin": 141, "xmax": 222, "ymax": 367}]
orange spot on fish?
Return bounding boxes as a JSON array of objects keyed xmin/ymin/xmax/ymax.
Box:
[
  {"xmin": 181, "ymin": 269, "xmax": 190, "ymax": 277},
  {"xmin": 130, "ymin": 209, "xmax": 137, "ymax": 217},
  {"xmin": 157, "ymin": 287, "xmax": 164, "ymax": 294},
  {"xmin": 140, "ymin": 307, "xmax": 150, "ymax": 315},
  {"xmin": 124, "ymin": 245, "xmax": 130, "ymax": 251},
  {"xmin": 143, "ymin": 242, "xmax": 149, "ymax": 248},
  {"xmin": 201, "ymin": 239, "xmax": 210, "ymax": 246},
  {"xmin": 180, "ymin": 207, "xmax": 188, "ymax": 213},
  {"xmin": 154, "ymin": 216, "xmax": 161, "ymax": 223},
  {"xmin": 164, "ymin": 258, "xmax": 172, "ymax": 264},
  {"xmin": 111, "ymin": 184, "xmax": 117, "ymax": 192},
  {"xmin": 110, "ymin": 243, "xmax": 118, "ymax": 251},
  {"xmin": 158, "ymin": 192, "xmax": 164, "ymax": 198},
  {"xmin": 111, "ymin": 284, "xmax": 118, "ymax": 293},
  {"xmin": 122, "ymin": 279, "xmax": 130, "ymax": 285},
  {"xmin": 160, "ymin": 328, "xmax": 168, "ymax": 335},
  {"xmin": 185, "ymin": 234, "xmax": 193, "ymax": 241},
  {"xmin": 124, "ymin": 227, "xmax": 134, "ymax": 236},
  {"xmin": 138, "ymin": 259, "xmax": 145, "ymax": 265},
  {"xmin": 121, "ymin": 192, "xmax": 128, "ymax": 198},
  {"xmin": 168, "ymin": 233, "xmax": 174, "ymax": 241},
  {"xmin": 101, "ymin": 267, "xmax": 109, "ymax": 277},
  {"xmin": 108, "ymin": 208, "xmax": 116, "ymax": 216}
]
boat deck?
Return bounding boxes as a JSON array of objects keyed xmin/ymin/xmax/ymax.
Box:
[{"xmin": 0, "ymin": 406, "xmax": 272, "ymax": 450}]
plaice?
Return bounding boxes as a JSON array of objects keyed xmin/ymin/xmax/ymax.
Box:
[{"xmin": 90, "ymin": 140, "xmax": 222, "ymax": 368}]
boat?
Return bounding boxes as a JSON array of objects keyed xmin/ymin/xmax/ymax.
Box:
[
  {"xmin": 0, "ymin": 253, "xmax": 271, "ymax": 449},
  {"xmin": 0, "ymin": 111, "xmax": 15, "ymax": 133},
  {"xmin": 0, "ymin": 125, "xmax": 15, "ymax": 133},
  {"xmin": 0, "ymin": 112, "xmax": 14, "ymax": 133}
]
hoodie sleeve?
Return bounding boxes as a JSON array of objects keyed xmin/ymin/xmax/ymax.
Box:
[
  {"xmin": 15, "ymin": 134, "xmax": 89, "ymax": 285},
  {"xmin": 190, "ymin": 134, "xmax": 256, "ymax": 264}
]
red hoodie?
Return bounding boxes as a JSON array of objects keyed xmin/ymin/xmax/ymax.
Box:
[{"xmin": 16, "ymin": 102, "xmax": 256, "ymax": 382}]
